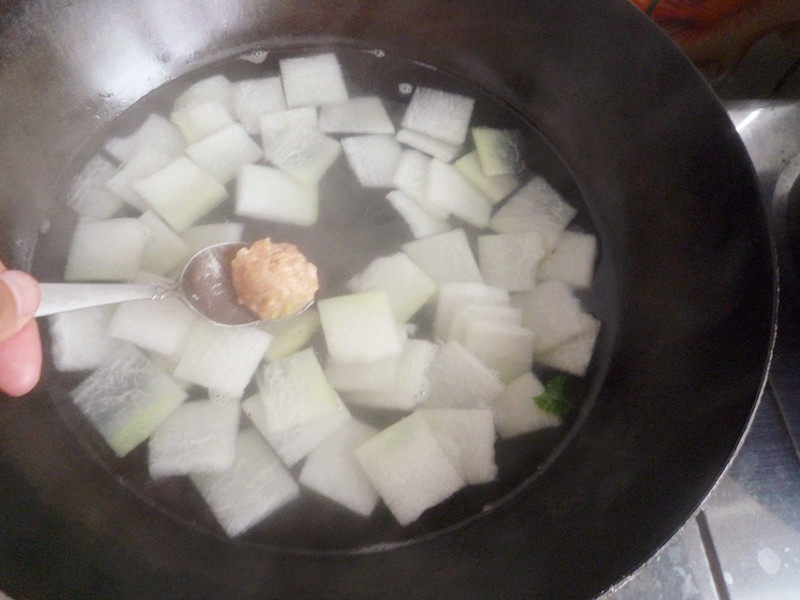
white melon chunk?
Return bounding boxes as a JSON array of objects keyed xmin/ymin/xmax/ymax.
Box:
[
  {"xmin": 108, "ymin": 273, "xmax": 196, "ymax": 356},
  {"xmin": 148, "ymin": 399, "xmax": 240, "ymax": 478},
  {"xmin": 537, "ymin": 231, "xmax": 598, "ymax": 289},
  {"xmin": 242, "ymin": 393, "xmax": 351, "ymax": 466},
  {"xmin": 257, "ymin": 347, "xmax": 344, "ymax": 434},
  {"xmin": 263, "ymin": 308, "xmax": 320, "ymax": 362},
  {"xmin": 259, "ymin": 106, "xmax": 318, "ymax": 149},
  {"xmin": 104, "ymin": 114, "xmax": 185, "ymax": 163},
  {"xmin": 453, "ymin": 151, "xmax": 519, "ymax": 204},
  {"xmin": 231, "ymin": 76, "xmax": 287, "ymax": 133},
  {"xmin": 386, "ymin": 191, "xmax": 449, "ymax": 239},
  {"xmin": 392, "ymin": 149, "xmax": 433, "ymax": 206},
  {"xmin": 401, "ymin": 87, "xmax": 474, "ymax": 145},
  {"xmin": 426, "ymin": 159, "xmax": 491, "ymax": 228},
  {"xmin": 471, "ymin": 127, "xmax": 524, "ymax": 176},
  {"xmin": 173, "ymin": 321, "xmax": 272, "ymax": 397},
  {"xmin": 341, "ymin": 135, "xmax": 402, "ymax": 188},
  {"xmin": 419, "ymin": 408, "xmax": 497, "ymax": 484},
  {"xmin": 346, "ymin": 339, "xmax": 437, "ymax": 411},
  {"xmin": 522, "ymin": 280, "xmax": 595, "ymax": 353},
  {"xmin": 264, "ymin": 125, "xmax": 341, "ymax": 187},
  {"xmin": 235, "ymin": 164, "xmax": 318, "ymax": 225},
  {"xmin": 184, "ymin": 123, "xmax": 264, "ymax": 184},
  {"xmin": 462, "ymin": 321, "xmax": 536, "ymax": 383},
  {"xmin": 433, "ymin": 281, "xmax": 510, "ymax": 340},
  {"xmin": 173, "ymin": 75, "xmax": 235, "ymax": 114},
  {"xmin": 423, "ymin": 341, "xmax": 504, "ymax": 409},
  {"xmin": 489, "ymin": 177, "xmax": 577, "ymax": 249},
  {"xmin": 71, "ymin": 346, "xmax": 187, "ymax": 456},
  {"xmin": 402, "ymin": 229, "xmax": 482, "ymax": 285},
  {"xmin": 493, "ymin": 372, "xmax": 560, "ymax": 438},
  {"xmin": 48, "ymin": 306, "xmax": 129, "ymax": 372},
  {"xmin": 319, "ymin": 96, "xmax": 395, "ymax": 135},
  {"xmin": 299, "ymin": 419, "xmax": 379, "ymax": 516},
  {"xmin": 395, "ymin": 128, "xmax": 461, "ymax": 162},
  {"xmin": 137, "ymin": 211, "xmax": 190, "ymax": 276},
  {"xmin": 448, "ymin": 304, "xmax": 522, "ymax": 345},
  {"xmin": 355, "ymin": 412, "xmax": 465, "ymax": 526},
  {"xmin": 66, "ymin": 155, "xmax": 125, "ymax": 219},
  {"xmin": 133, "ymin": 156, "xmax": 228, "ymax": 232},
  {"xmin": 190, "ymin": 428, "xmax": 300, "ymax": 537},
  {"xmin": 105, "ymin": 146, "xmax": 175, "ymax": 211},
  {"xmin": 318, "ymin": 290, "xmax": 402, "ymax": 363},
  {"xmin": 64, "ymin": 218, "xmax": 146, "ymax": 281},
  {"xmin": 181, "ymin": 222, "xmax": 244, "ymax": 256},
  {"xmin": 347, "ymin": 252, "xmax": 437, "ymax": 323},
  {"xmin": 169, "ymin": 99, "xmax": 235, "ymax": 144},
  {"xmin": 478, "ymin": 232, "xmax": 547, "ymax": 292},
  {"xmin": 279, "ymin": 52, "xmax": 348, "ymax": 107},
  {"xmin": 324, "ymin": 356, "xmax": 397, "ymax": 394},
  {"xmin": 536, "ymin": 316, "xmax": 601, "ymax": 376}
]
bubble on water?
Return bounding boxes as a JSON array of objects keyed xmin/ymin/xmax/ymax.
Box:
[
  {"xmin": 723, "ymin": 571, "xmax": 733, "ymax": 585},
  {"xmin": 239, "ymin": 50, "xmax": 269, "ymax": 64},
  {"xmin": 368, "ymin": 48, "xmax": 386, "ymax": 58},
  {"xmin": 398, "ymin": 82, "xmax": 413, "ymax": 95},
  {"xmin": 757, "ymin": 547, "xmax": 781, "ymax": 575}
]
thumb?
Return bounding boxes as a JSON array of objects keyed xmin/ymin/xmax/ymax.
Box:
[{"xmin": 0, "ymin": 270, "xmax": 41, "ymax": 342}]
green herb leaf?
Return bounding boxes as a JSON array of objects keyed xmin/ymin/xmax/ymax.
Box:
[{"xmin": 534, "ymin": 375, "xmax": 571, "ymax": 416}]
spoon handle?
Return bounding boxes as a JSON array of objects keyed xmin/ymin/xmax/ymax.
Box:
[{"xmin": 35, "ymin": 283, "xmax": 166, "ymax": 317}]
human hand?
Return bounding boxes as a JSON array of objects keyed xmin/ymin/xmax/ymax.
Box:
[{"xmin": 0, "ymin": 259, "xmax": 42, "ymax": 397}]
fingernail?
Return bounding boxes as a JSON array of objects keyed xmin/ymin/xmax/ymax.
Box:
[{"xmin": 0, "ymin": 270, "xmax": 41, "ymax": 318}]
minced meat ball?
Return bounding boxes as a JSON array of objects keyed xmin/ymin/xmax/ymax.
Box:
[{"xmin": 231, "ymin": 238, "xmax": 319, "ymax": 320}]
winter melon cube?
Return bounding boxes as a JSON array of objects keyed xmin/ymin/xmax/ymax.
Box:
[
  {"xmin": 105, "ymin": 145, "xmax": 174, "ymax": 211},
  {"xmin": 264, "ymin": 125, "xmax": 341, "ymax": 187},
  {"xmin": 318, "ymin": 290, "xmax": 402, "ymax": 363},
  {"xmin": 471, "ymin": 127, "xmax": 524, "ymax": 176},
  {"xmin": 133, "ymin": 156, "xmax": 228, "ymax": 232},
  {"xmin": 419, "ymin": 408, "xmax": 497, "ymax": 484},
  {"xmin": 319, "ymin": 96, "xmax": 395, "ymax": 135},
  {"xmin": 173, "ymin": 75, "xmax": 235, "ymax": 114},
  {"xmin": 324, "ymin": 356, "xmax": 397, "ymax": 394},
  {"xmin": 494, "ymin": 372, "xmax": 560, "ymax": 438},
  {"xmin": 231, "ymin": 76, "xmax": 287, "ymax": 133},
  {"xmin": 386, "ymin": 190, "xmax": 450, "ymax": 240},
  {"xmin": 392, "ymin": 149, "xmax": 433, "ymax": 206},
  {"xmin": 341, "ymin": 135, "xmax": 402, "ymax": 188},
  {"xmin": 190, "ymin": 428, "xmax": 300, "ymax": 537},
  {"xmin": 299, "ymin": 419, "xmax": 380, "ymax": 516},
  {"xmin": 181, "ymin": 222, "xmax": 244, "ymax": 257},
  {"xmin": 522, "ymin": 280, "xmax": 594, "ymax": 353},
  {"xmin": 279, "ymin": 52, "xmax": 348, "ymax": 107},
  {"xmin": 173, "ymin": 321, "xmax": 272, "ymax": 397},
  {"xmin": 104, "ymin": 114, "xmax": 185, "ymax": 163},
  {"xmin": 137, "ymin": 211, "xmax": 190, "ymax": 276},
  {"xmin": 259, "ymin": 106, "xmax": 318, "ymax": 149},
  {"xmin": 108, "ymin": 273, "xmax": 196, "ymax": 356},
  {"xmin": 462, "ymin": 321, "xmax": 536, "ymax": 383},
  {"xmin": 66, "ymin": 155, "xmax": 125, "ymax": 219},
  {"xmin": 401, "ymin": 87, "xmax": 474, "ymax": 145},
  {"xmin": 71, "ymin": 347, "xmax": 188, "ymax": 456},
  {"xmin": 402, "ymin": 229, "xmax": 482, "ymax": 285},
  {"xmin": 422, "ymin": 341, "xmax": 504, "ymax": 409},
  {"xmin": 48, "ymin": 305, "xmax": 129, "ymax": 372},
  {"xmin": 148, "ymin": 398, "xmax": 240, "ymax": 478},
  {"xmin": 433, "ymin": 281, "xmax": 510, "ymax": 340},
  {"xmin": 355, "ymin": 412, "xmax": 465, "ymax": 526},
  {"xmin": 477, "ymin": 232, "xmax": 547, "ymax": 292},
  {"xmin": 536, "ymin": 316, "xmax": 601, "ymax": 377},
  {"xmin": 347, "ymin": 252, "xmax": 437, "ymax": 323},
  {"xmin": 453, "ymin": 151, "xmax": 519, "ymax": 204},
  {"xmin": 64, "ymin": 218, "xmax": 146, "ymax": 281},
  {"xmin": 235, "ymin": 164, "xmax": 318, "ymax": 226},
  {"xmin": 426, "ymin": 159, "xmax": 491, "ymax": 228},
  {"xmin": 537, "ymin": 231, "xmax": 597, "ymax": 289},
  {"xmin": 242, "ymin": 393, "xmax": 351, "ymax": 466},
  {"xmin": 489, "ymin": 177, "xmax": 577, "ymax": 249},
  {"xmin": 263, "ymin": 308, "xmax": 320, "ymax": 362},
  {"xmin": 184, "ymin": 123, "xmax": 264, "ymax": 184},
  {"xmin": 169, "ymin": 99, "xmax": 235, "ymax": 144},
  {"xmin": 447, "ymin": 304, "xmax": 522, "ymax": 345},
  {"xmin": 395, "ymin": 128, "xmax": 461, "ymax": 162}
]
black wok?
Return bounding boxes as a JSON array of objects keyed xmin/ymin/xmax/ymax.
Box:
[{"xmin": 0, "ymin": 0, "xmax": 776, "ymax": 598}]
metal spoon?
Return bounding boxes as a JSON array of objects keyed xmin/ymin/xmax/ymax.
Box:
[{"xmin": 34, "ymin": 242, "xmax": 265, "ymax": 326}]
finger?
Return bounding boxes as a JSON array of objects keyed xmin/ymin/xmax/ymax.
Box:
[
  {"xmin": 0, "ymin": 320, "xmax": 42, "ymax": 397},
  {"xmin": 0, "ymin": 269, "xmax": 41, "ymax": 341}
]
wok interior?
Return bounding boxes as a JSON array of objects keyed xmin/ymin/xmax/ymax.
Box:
[{"xmin": 0, "ymin": 1, "xmax": 775, "ymax": 599}]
